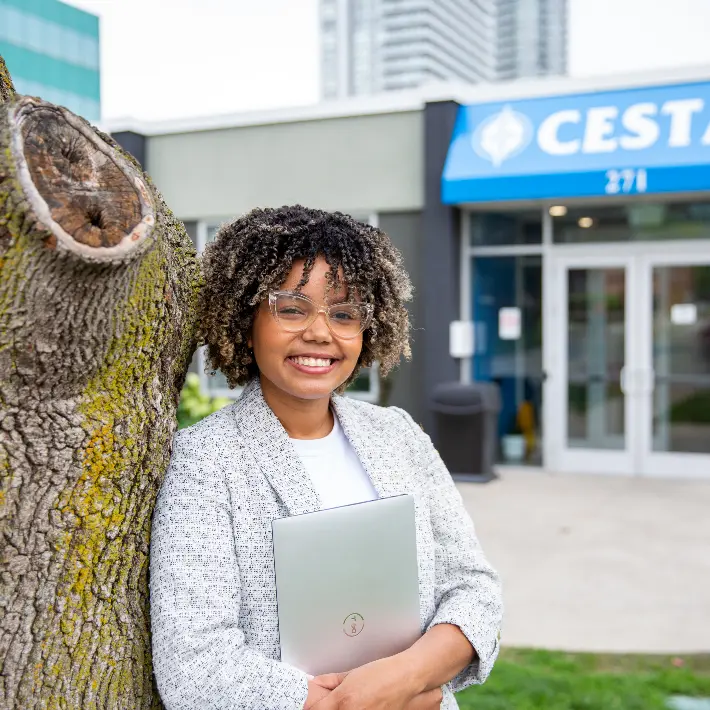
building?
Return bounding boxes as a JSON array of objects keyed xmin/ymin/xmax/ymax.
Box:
[
  {"xmin": 0, "ymin": 0, "xmax": 100, "ymax": 121},
  {"xmin": 110, "ymin": 64, "xmax": 710, "ymax": 480},
  {"xmin": 320, "ymin": 0, "xmax": 567, "ymax": 100}
]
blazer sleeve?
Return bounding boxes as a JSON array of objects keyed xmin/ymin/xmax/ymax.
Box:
[
  {"xmin": 393, "ymin": 407, "xmax": 503, "ymax": 691},
  {"xmin": 149, "ymin": 429, "xmax": 310, "ymax": 710}
]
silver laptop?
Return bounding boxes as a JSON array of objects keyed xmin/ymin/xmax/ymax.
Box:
[{"xmin": 272, "ymin": 495, "xmax": 421, "ymax": 676}]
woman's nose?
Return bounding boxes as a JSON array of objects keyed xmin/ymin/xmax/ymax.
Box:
[{"xmin": 302, "ymin": 310, "xmax": 332, "ymax": 342}]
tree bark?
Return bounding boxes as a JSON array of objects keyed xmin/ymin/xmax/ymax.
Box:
[
  {"xmin": 0, "ymin": 56, "xmax": 14, "ymax": 105},
  {"xmin": 0, "ymin": 62, "xmax": 201, "ymax": 709}
]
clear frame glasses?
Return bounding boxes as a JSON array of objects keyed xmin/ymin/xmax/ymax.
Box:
[{"xmin": 268, "ymin": 290, "xmax": 373, "ymax": 339}]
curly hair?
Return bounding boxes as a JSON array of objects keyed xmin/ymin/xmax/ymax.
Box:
[{"xmin": 199, "ymin": 205, "xmax": 413, "ymax": 392}]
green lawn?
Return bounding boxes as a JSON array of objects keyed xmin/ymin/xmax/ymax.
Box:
[{"xmin": 456, "ymin": 649, "xmax": 710, "ymax": 710}]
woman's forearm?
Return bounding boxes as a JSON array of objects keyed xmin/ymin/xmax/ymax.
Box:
[{"xmin": 400, "ymin": 623, "xmax": 476, "ymax": 694}]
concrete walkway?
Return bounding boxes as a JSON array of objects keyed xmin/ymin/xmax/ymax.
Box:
[{"xmin": 457, "ymin": 469, "xmax": 710, "ymax": 654}]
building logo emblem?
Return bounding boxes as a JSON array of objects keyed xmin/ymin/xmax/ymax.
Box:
[
  {"xmin": 472, "ymin": 105, "xmax": 533, "ymax": 167},
  {"xmin": 343, "ymin": 613, "xmax": 364, "ymax": 637}
]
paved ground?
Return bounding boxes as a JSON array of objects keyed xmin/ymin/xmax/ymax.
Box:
[{"xmin": 457, "ymin": 469, "xmax": 710, "ymax": 654}]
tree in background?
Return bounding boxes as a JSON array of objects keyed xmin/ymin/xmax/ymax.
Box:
[{"xmin": 0, "ymin": 57, "xmax": 201, "ymax": 708}]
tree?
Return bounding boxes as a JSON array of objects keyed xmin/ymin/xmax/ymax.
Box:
[{"xmin": 0, "ymin": 56, "xmax": 201, "ymax": 708}]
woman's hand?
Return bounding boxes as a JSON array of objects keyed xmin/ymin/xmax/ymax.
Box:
[
  {"xmin": 310, "ymin": 654, "xmax": 441, "ymax": 710},
  {"xmin": 304, "ymin": 680, "xmax": 332, "ymax": 709}
]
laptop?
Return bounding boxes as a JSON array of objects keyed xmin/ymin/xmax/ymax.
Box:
[{"xmin": 272, "ymin": 494, "xmax": 421, "ymax": 677}]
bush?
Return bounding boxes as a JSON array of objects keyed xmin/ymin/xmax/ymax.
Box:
[{"xmin": 177, "ymin": 373, "xmax": 231, "ymax": 430}]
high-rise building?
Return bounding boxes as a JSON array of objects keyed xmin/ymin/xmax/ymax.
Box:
[
  {"xmin": 0, "ymin": 0, "xmax": 100, "ymax": 121},
  {"xmin": 320, "ymin": 0, "xmax": 567, "ymax": 100}
]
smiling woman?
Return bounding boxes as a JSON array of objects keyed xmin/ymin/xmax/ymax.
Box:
[{"xmin": 149, "ymin": 205, "xmax": 503, "ymax": 710}]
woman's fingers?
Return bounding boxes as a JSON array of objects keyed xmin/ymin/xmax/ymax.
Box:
[
  {"xmin": 407, "ymin": 687, "xmax": 444, "ymax": 709},
  {"xmin": 304, "ymin": 681, "xmax": 332, "ymax": 709},
  {"xmin": 311, "ymin": 671, "xmax": 349, "ymax": 690}
]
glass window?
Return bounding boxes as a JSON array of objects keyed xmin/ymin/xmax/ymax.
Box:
[
  {"xmin": 552, "ymin": 202, "xmax": 710, "ymax": 244},
  {"xmin": 472, "ymin": 255, "xmax": 543, "ymax": 465},
  {"xmin": 206, "ymin": 224, "xmax": 220, "ymax": 245},
  {"xmin": 0, "ymin": 5, "xmax": 98, "ymax": 70},
  {"xmin": 652, "ymin": 264, "xmax": 710, "ymax": 454},
  {"xmin": 44, "ymin": 20, "xmax": 63, "ymax": 60},
  {"xmin": 0, "ymin": 5, "xmax": 9, "ymax": 41},
  {"xmin": 6, "ymin": 6, "xmax": 25, "ymax": 43},
  {"xmin": 470, "ymin": 210, "xmax": 542, "ymax": 247}
]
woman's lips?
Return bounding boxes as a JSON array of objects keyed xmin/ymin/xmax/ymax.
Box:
[{"xmin": 287, "ymin": 356, "xmax": 339, "ymax": 375}]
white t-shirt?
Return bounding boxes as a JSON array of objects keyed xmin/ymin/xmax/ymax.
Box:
[{"xmin": 290, "ymin": 413, "xmax": 378, "ymax": 510}]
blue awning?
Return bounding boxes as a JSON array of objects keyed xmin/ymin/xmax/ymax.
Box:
[{"xmin": 442, "ymin": 80, "xmax": 710, "ymax": 204}]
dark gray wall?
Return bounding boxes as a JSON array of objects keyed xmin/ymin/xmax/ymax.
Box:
[
  {"xmin": 378, "ymin": 211, "xmax": 424, "ymax": 424},
  {"xmin": 420, "ymin": 101, "xmax": 462, "ymax": 442},
  {"xmin": 111, "ymin": 131, "xmax": 147, "ymax": 168}
]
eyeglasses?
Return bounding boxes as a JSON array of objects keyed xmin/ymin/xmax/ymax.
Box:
[{"xmin": 268, "ymin": 290, "xmax": 373, "ymax": 339}]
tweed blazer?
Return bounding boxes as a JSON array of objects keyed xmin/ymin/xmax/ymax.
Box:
[{"xmin": 150, "ymin": 378, "xmax": 503, "ymax": 710}]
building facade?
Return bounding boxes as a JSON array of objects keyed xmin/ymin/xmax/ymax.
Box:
[
  {"xmin": 110, "ymin": 65, "xmax": 710, "ymax": 480},
  {"xmin": 320, "ymin": 0, "xmax": 567, "ymax": 100},
  {"xmin": 0, "ymin": 0, "xmax": 100, "ymax": 121}
]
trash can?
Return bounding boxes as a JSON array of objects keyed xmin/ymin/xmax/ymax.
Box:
[{"xmin": 430, "ymin": 381, "xmax": 502, "ymax": 482}]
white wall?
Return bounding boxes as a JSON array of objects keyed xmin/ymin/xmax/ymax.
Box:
[{"xmin": 146, "ymin": 110, "xmax": 423, "ymax": 220}]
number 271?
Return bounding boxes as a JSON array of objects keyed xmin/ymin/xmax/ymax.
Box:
[{"xmin": 605, "ymin": 168, "xmax": 647, "ymax": 194}]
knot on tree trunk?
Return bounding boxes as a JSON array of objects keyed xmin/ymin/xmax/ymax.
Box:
[{"xmin": 10, "ymin": 98, "xmax": 156, "ymax": 262}]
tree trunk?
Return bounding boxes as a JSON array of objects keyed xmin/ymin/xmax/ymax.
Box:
[
  {"xmin": 0, "ymin": 62, "xmax": 201, "ymax": 708},
  {"xmin": 0, "ymin": 56, "xmax": 14, "ymax": 104}
]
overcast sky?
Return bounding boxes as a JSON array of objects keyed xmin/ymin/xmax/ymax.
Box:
[{"xmin": 66, "ymin": 0, "xmax": 710, "ymax": 122}]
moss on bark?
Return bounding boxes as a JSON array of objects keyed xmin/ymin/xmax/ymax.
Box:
[{"xmin": 0, "ymin": 55, "xmax": 15, "ymax": 105}]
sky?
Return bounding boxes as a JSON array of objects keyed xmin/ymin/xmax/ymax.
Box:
[{"xmin": 65, "ymin": 0, "xmax": 710, "ymax": 123}]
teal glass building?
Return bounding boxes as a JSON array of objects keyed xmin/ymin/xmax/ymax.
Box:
[{"xmin": 0, "ymin": 0, "xmax": 100, "ymax": 121}]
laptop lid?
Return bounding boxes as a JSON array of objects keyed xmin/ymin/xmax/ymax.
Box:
[{"xmin": 272, "ymin": 494, "xmax": 421, "ymax": 677}]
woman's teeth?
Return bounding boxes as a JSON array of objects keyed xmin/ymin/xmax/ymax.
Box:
[{"xmin": 291, "ymin": 356, "xmax": 333, "ymax": 368}]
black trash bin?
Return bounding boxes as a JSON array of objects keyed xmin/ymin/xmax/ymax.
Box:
[{"xmin": 430, "ymin": 381, "xmax": 502, "ymax": 482}]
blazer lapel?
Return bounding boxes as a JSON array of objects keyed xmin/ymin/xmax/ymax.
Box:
[
  {"xmin": 331, "ymin": 394, "xmax": 404, "ymax": 500},
  {"xmin": 232, "ymin": 379, "xmax": 321, "ymax": 516}
]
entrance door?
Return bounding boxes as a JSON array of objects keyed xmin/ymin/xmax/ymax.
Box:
[
  {"xmin": 639, "ymin": 253, "xmax": 710, "ymax": 477},
  {"xmin": 549, "ymin": 254, "xmax": 639, "ymax": 474},
  {"xmin": 549, "ymin": 250, "xmax": 710, "ymax": 477}
]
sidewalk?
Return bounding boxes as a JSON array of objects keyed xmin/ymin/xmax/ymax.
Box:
[{"xmin": 457, "ymin": 468, "xmax": 710, "ymax": 654}]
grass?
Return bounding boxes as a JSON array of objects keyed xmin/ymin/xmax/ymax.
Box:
[{"xmin": 456, "ymin": 649, "xmax": 710, "ymax": 710}]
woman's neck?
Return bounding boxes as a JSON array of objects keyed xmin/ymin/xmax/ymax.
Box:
[{"xmin": 259, "ymin": 375, "xmax": 334, "ymax": 440}]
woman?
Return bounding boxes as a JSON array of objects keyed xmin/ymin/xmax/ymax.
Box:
[{"xmin": 150, "ymin": 206, "xmax": 503, "ymax": 710}]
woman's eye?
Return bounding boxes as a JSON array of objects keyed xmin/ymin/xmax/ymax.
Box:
[
  {"xmin": 332, "ymin": 310, "xmax": 356, "ymax": 321},
  {"xmin": 279, "ymin": 306, "xmax": 306, "ymax": 316}
]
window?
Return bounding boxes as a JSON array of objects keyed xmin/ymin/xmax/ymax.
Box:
[
  {"xmin": 552, "ymin": 202, "xmax": 710, "ymax": 244},
  {"xmin": 192, "ymin": 215, "xmax": 381, "ymax": 403},
  {"xmin": 471, "ymin": 211, "xmax": 543, "ymax": 247},
  {"xmin": 0, "ymin": 4, "xmax": 99, "ymax": 71}
]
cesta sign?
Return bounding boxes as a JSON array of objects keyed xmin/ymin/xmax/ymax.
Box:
[
  {"xmin": 536, "ymin": 99, "xmax": 709, "ymax": 156},
  {"xmin": 442, "ymin": 80, "xmax": 710, "ymax": 203}
]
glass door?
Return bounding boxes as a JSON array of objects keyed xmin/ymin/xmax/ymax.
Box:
[
  {"xmin": 550, "ymin": 250, "xmax": 710, "ymax": 478},
  {"xmin": 640, "ymin": 255, "xmax": 710, "ymax": 477},
  {"xmin": 549, "ymin": 254, "xmax": 639, "ymax": 475}
]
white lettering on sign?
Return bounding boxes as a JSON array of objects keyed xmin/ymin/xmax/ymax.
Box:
[
  {"xmin": 537, "ymin": 109, "xmax": 581, "ymax": 155},
  {"xmin": 605, "ymin": 168, "xmax": 647, "ymax": 194},
  {"xmin": 583, "ymin": 106, "xmax": 619, "ymax": 153},
  {"xmin": 661, "ymin": 98, "xmax": 704, "ymax": 147},
  {"xmin": 534, "ymin": 98, "xmax": 710, "ymax": 156},
  {"xmin": 619, "ymin": 103, "xmax": 659, "ymax": 150}
]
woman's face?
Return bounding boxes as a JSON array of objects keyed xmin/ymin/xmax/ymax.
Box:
[{"xmin": 250, "ymin": 257, "xmax": 364, "ymax": 401}]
